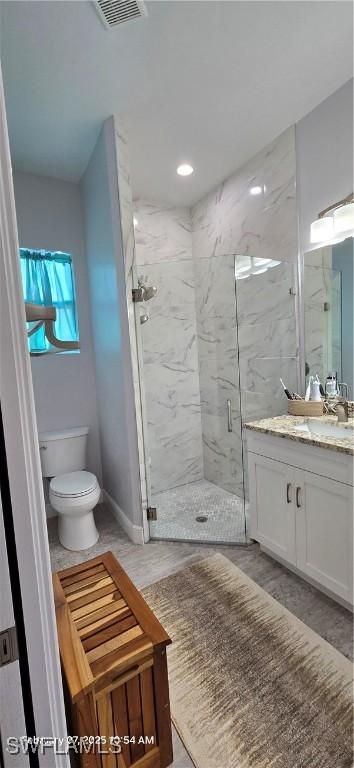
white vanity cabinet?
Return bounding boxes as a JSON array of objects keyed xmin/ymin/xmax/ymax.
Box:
[
  {"xmin": 247, "ymin": 454, "xmax": 297, "ymax": 565},
  {"xmin": 247, "ymin": 430, "xmax": 353, "ymax": 608},
  {"xmin": 295, "ymin": 470, "xmax": 352, "ymax": 602}
]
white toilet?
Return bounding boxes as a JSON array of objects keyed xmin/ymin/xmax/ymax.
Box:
[{"xmin": 39, "ymin": 426, "xmax": 100, "ymax": 551}]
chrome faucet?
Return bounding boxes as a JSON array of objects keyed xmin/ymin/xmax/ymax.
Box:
[{"xmin": 336, "ymin": 384, "xmax": 349, "ymax": 423}]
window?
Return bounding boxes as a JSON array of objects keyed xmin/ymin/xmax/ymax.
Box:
[{"xmin": 20, "ymin": 248, "xmax": 79, "ymax": 353}]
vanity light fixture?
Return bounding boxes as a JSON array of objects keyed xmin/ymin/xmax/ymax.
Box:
[
  {"xmin": 310, "ymin": 194, "xmax": 354, "ymax": 244},
  {"xmin": 333, "ymin": 201, "xmax": 354, "ymax": 235},
  {"xmin": 177, "ymin": 163, "xmax": 194, "ymax": 176},
  {"xmin": 310, "ymin": 216, "xmax": 334, "ymax": 244},
  {"xmin": 250, "ymin": 185, "xmax": 263, "ymax": 196},
  {"xmin": 133, "ymin": 216, "xmax": 138, "ymax": 227}
]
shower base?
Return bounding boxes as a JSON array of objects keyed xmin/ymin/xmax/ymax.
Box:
[{"xmin": 149, "ymin": 478, "xmax": 249, "ymax": 544}]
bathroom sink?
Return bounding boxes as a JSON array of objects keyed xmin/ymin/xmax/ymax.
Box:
[{"xmin": 294, "ymin": 421, "xmax": 354, "ymax": 440}]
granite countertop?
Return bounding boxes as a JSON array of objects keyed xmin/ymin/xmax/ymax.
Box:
[{"xmin": 244, "ymin": 414, "xmax": 354, "ymax": 456}]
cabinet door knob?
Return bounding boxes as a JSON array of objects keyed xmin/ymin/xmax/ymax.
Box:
[
  {"xmin": 286, "ymin": 482, "xmax": 292, "ymax": 503},
  {"xmin": 296, "ymin": 486, "xmax": 301, "ymax": 508}
]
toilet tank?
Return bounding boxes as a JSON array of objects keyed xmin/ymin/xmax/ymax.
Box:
[{"xmin": 38, "ymin": 427, "xmax": 89, "ymax": 477}]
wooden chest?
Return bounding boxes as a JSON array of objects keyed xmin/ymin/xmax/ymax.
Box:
[{"xmin": 53, "ymin": 551, "xmax": 173, "ymax": 768}]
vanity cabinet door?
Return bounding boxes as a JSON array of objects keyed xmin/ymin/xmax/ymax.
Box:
[
  {"xmin": 248, "ymin": 453, "xmax": 296, "ymax": 565},
  {"xmin": 295, "ymin": 470, "xmax": 353, "ymax": 604}
]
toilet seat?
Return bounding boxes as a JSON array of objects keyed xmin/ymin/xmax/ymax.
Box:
[{"xmin": 50, "ymin": 470, "xmax": 98, "ymax": 499}]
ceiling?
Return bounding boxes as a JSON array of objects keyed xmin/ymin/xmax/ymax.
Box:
[{"xmin": 1, "ymin": 1, "xmax": 353, "ymax": 206}]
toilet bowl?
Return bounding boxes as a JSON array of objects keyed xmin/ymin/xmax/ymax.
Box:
[
  {"xmin": 39, "ymin": 426, "xmax": 100, "ymax": 552},
  {"xmin": 50, "ymin": 471, "xmax": 100, "ymax": 551}
]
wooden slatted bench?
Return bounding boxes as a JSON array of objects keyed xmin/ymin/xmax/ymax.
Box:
[{"xmin": 53, "ymin": 551, "xmax": 173, "ymax": 768}]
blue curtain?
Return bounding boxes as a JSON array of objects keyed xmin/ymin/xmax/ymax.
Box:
[{"xmin": 20, "ymin": 249, "xmax": 78, "ymax": 352}]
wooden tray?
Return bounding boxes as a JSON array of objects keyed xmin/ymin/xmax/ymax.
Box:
[{"xmin": 288, "ymin": 400, "xmax": 324, "ymax": 417}]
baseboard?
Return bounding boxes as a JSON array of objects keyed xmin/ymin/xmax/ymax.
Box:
[
  {"xmin": 103, "ymin": 490, "xmax": 145, "ymax": 545},
  {"xmin": 260, "ymin": 545, "xmax": 353, "ymax": 612}
]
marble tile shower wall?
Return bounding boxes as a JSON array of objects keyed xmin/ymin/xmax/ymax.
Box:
[
  {"xmin": 192, "ymin": 126, "xmax": 297, "ymax": 263},
  {"xmin": 134, "ymin": 203, "xmax": 204, "ymax": 494},
  {"xmin": 192, "ymin": 126, "xmax": 299, "ymax": 498},
  {"xmin": 237, "ymin": 262, "xmax": 298, "ymax": 418}
]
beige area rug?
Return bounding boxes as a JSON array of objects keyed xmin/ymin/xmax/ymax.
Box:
[{"xmin": 143, "ymin": 554, "xmax": 353, "ymax": 768}]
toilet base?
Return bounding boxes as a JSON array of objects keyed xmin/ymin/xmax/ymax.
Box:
[{"xmin": 58, "ymin": 509, "xmax": 99, "ymax": 551}]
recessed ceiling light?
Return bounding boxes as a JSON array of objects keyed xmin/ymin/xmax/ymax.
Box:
[
  {"xmin": 177, "ymin": 163, "xmax": 194, "ymax": 176},
  {"xmin": 250, "ymin": 185, "xmax": 263, "ymax": 196}
]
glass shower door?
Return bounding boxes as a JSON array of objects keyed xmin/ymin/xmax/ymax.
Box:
[
  {"xmin": 191, "ymin": 254, "xmax": 247, "ymax": 542},
  {"xmin": 137, "ymin": 253, "xmax": 298, "ymax": 544},
  {"xmin": 138, "ymin": 255, "xmax": 248, "ymax": 545}
]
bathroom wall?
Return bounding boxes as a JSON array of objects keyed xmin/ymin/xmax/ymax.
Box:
[
  {"xmin": 134, "ymin": 203, "xmax": 204, "ymax": 494},
  {"xmin": 192, "ymin": 126, "xmax": 299, "ymax": 497},
  {"xmin": 13, "ymin": 171, "xmax": 102, "ymax": 498},
  {"xmin": 296, "ymin": 79, "xmax": 354, "ymax": 254},
  {"xmin": 81, "ymin": 119, "xmax": 142, "ymax": 538}
]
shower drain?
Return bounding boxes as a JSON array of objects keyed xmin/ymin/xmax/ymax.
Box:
[{"xmin": 195, "ymin": 515, "xmax": 208, "ymax": 523}]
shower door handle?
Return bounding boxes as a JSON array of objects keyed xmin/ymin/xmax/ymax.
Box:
[{"xmin": 227, "ymin": 399, "xmax": 232, "ymax": 432}]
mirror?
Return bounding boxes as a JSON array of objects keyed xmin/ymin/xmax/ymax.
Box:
[{"xmin": 304, "ymin": 236, "xmax": 353, "ymax": 399}]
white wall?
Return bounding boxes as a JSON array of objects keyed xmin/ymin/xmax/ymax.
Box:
[
  {"xmin": 81, "ymin": 119, "xmax": 142, "ymax": 531},
  {"xmin": 13, "ymin": 171, "xmax": 102, "ymax": 489},
  {"xmin": 296, "ymin": 79, "xmax": 354, "ymax": 254}
]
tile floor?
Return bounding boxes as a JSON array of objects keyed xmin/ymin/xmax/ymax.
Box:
[
  {"xmin": 150, "ymin": 478, "xmax": 249, "ymax": 544},
  {"xmin": 48, "ymin": 505, "xmax": 353, "ymax": 768}
]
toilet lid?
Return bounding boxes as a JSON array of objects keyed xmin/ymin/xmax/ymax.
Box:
[{"xmin": 50, "ymin": 471, "xmax": 98, "ymax": 498}]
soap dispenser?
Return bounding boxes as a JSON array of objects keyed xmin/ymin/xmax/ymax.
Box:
[
  {"xmin": 326, "ymin": 371, "xmax": 338, "ymax": 397},
  {"xmin": 310, "ymin": 378, "xmax": 322, "ymax": 402}
]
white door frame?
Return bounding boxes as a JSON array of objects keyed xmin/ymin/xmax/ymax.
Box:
[
  {"xmin": 0, "ymin": 61, "xmax": 69, "ymax": 768},
  {"xmin": 0, "ymin": 491, "xmax": 29, "ymax": 768}
]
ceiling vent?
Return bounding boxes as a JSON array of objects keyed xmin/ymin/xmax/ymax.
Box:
[{"xmin": 95, "ymin": 0, "xmax": 147, "ymax": 29}]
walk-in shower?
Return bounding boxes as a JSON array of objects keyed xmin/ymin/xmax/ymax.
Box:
[{"xmin": 134, "ymin": 206, "xmax": 298, "ymax": 545}]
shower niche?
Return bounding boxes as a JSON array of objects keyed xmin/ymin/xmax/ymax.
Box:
[{"xmin": 134, "ymin": 208, "xmax": 298, "ymax": 545}]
